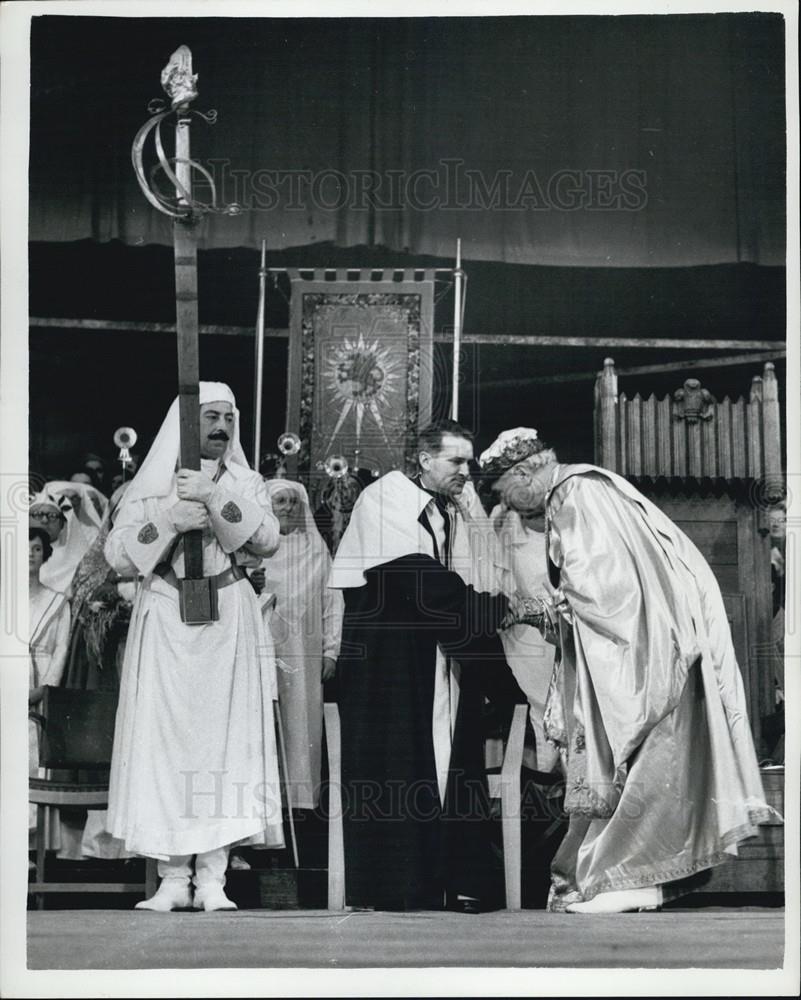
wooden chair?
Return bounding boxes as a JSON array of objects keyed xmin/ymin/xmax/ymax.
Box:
[
  {"xmin": 323, "ymin": 703, "xmax": 346, "ymax": 910},
  {"xmin": 492, "ymin": 702, "xmax": 528, "ymax": 910},
  {"xmin": 28, "ymin": 686, "xmax": 157, "ymax": 908},
  {"xmin": 323, "ymin": 701, "xmax": 529, "ymax": 911}
]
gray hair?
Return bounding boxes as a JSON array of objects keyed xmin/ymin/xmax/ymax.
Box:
[{"xmin": 518, "ymin": 448, "xmax": 558, "ymax": 472}]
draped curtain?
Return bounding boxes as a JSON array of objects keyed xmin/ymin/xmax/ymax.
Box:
[{"xmin": 29, "ymin": 13, "xmax": 785, "ymax": 267}]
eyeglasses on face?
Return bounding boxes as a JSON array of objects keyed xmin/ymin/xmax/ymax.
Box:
[{"xmin": 30, "ymin": 511, "xmax": 64, "ymax": 523}]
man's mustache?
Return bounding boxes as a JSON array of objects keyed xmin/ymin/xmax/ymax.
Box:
[{"xmin": 208, "ymin": 431, "xmax": 230, "ymax": 441}]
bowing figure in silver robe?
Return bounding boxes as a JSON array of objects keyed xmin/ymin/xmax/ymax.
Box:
[{"xmin": 483, "ymin": 427, "xmax": 779, "ymax": 914}]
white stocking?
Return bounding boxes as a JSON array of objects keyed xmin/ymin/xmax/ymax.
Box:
[{"xmin": 193, "ymin": 846, "xmax": 230, "ymax": 889}]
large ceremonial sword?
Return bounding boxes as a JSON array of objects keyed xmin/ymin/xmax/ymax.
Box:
[
  {"xmin": 131, "ymin": 54, "xmax": 301, "ymax": 862},
  {"xmin": 132, "ymin": 46, "xmax": 237, "ymax": 623}
]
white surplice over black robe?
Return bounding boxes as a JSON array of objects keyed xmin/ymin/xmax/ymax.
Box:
[{"xmin": 330, "ymin": 471, "xmax": 524, "ymax": 908}]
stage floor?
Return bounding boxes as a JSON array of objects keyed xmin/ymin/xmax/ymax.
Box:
[{"xmin": 27, "ymin": 906, "xmax": 785, "ymax": 970}]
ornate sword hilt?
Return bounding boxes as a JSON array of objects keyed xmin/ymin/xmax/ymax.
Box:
[{"xmin": 131, "ymin": 45, "xmax": 242, "ymax": 220}]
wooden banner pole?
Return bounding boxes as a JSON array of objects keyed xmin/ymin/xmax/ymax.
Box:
[
  {"xmin": 252, "ymin": 239, "xmax": 267, "ymax": 468},
  {"xmin": 451, "ymin": 238, "xmax": 462, "ymax": 420}
]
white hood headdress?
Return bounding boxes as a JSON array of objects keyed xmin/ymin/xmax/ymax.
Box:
[
  {"xmin": 32, "ymin": 482, "xmax": 107, "ymax": 595},
  {"xmin": 262, "ymin": 479, "xmax": 329, "ymax": 625},
  {"xmin": 44, "ymin": 481, "xmax": 107, "ymax": 532},
  {"xmin": 119, "ymin": 382, "xmax": 249, "ymax": 510}
]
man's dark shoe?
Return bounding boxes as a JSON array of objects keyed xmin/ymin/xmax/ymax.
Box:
[{"xmin": 446, "ymin": 894, "xmax": 482, "ymax": 915}]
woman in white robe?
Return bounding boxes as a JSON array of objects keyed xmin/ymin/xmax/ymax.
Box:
[
  {"xmin": 28, "ymin": 527, "xmax": 71, "ymax": 845},
  {"xmin": 256, "ymin": 480, "xmax": 343, "ymax": 809},
  {"xmin": 31, "ymin": 482, "xmax": 106, "ymax": 597}
]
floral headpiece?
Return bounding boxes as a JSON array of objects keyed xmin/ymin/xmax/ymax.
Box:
[{"xmin": 478, "ymin": 427, "xmax": 554, "ymax": 480}]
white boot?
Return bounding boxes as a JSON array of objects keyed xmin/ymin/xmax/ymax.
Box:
[
  {"xmin": 136, "ymin": 856, "xmax": 194, "ymax": 912},
  {"xmin": 566, "ymin": 886, "xmax": 662, "ymax": 914},
  {"xmin": 194, "ymin": 883, "xmax": 238, "ymax": 912},
  {"xmin": 135, "ymin": 877, "xmax": 193, "ymax": 912},
  {"xmin": 193, "ymin": 846, "xmax": 237, "ymax": 912}
]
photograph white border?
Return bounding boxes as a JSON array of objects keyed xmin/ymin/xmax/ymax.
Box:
[{"xmin": 2, "ymin": 1, "xmax": 798, "ymax": 996}]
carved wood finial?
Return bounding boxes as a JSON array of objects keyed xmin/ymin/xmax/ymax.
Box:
[
  {"xmin": 761, "ymin": 362, "xmax": 779, "ymax": 404},
  {"xmin": 599, "ymin": 357, "xmax": 617, "ymax": 392},
  {"xmin": 161, "ymin": 45, "xmax": 198, "ymax": 110},
  {"xmin": 673, "ymin": 378, "xmax": 715, "ymax": 423}
]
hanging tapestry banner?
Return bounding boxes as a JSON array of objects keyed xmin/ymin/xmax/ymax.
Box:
[{"xmin": 286, "ymin": 269, "xmax": 435, "ymax": 510}]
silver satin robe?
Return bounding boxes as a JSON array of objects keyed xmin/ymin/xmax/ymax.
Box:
[{"xmin": 540, "ymin": 464, "xmax": 778, "ymax": 908}]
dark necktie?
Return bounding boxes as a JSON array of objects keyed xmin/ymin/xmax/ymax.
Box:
[
  {"xmin": 415, "ymin": 478, "xmax": 453, "ymax": 569},
  {"xmin": 432, "ymin": 495, "xmax": 453, "ymax": 570}
]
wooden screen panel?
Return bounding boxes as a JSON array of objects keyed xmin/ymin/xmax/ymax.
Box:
[
  {"xmin": 639, "ymin": 492, "xmax": 771, "ymax": 750},
  {"xmin": 670, "ymin": 517, "xmax": 739, "ymax": 593},
  {"xmin": 594, "ymin": 361, "xmax": 782, "ymax": 484},
  {"xmin": 673, "ymin": 519, "xmax": 738, "ymax": 565}
]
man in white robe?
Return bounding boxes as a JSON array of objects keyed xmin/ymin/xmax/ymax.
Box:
[{"xmin": 104, "ymin": 382, "xmax": 284, "ymax": 912}]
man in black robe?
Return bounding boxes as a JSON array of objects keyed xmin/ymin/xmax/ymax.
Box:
[{"xmin": 330, "ymin": 421, "xmax": 525, "ymax": 912}]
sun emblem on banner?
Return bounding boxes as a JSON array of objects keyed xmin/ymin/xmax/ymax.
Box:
[{"xmin": 322, "ymin": 333, "xmax": 401, "ymax": 452}]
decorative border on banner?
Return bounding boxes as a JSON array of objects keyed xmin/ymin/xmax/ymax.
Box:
[{"xmin": 298, "ymin": 291, "xmax": 423, "ymax": 476}]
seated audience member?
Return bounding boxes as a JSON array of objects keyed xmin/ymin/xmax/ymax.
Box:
[{"xmin": 483, "ymin": 428, "xmax": 781, "ymax": 914}]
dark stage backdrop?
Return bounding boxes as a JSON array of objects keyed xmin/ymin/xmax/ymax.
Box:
[
  {"xmin": 27, "ymin": 13, "xmax": 787, "ymax": 478},
  {"xmin": 28, "ymin": 242, "xmax": 785, "ymax": 481},
  {"xmin": 29, "ymin": 12, "xmax": 785, "ymax": 267}
]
